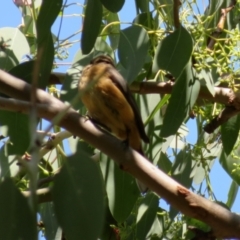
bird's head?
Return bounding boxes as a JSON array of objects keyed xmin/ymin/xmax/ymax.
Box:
[{"xmin": 90, "ymin": 55, "xmax": 115, "ymax": 67}]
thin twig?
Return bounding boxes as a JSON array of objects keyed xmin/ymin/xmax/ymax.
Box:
[{"xmin": 173, "ymin": 0, "xmax": 181, "ymax": 29}]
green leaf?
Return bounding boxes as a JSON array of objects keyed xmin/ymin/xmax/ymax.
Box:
[
  {"xmin": 81, "ymin": 0, "xmax": 102, "ymax": 54},
  {"xmin": 226, "ymin": 181, "xmax": 239, "ymax": 209},
  {"xmin": 39, "ymin": 202, "xmax": 59, "ymax": 240},
  {"xmin": 0, "ymin": 49, "xmax": 16, "ymax": 71},
  {"xmin": 9, "ymin": 56, "xmax": 53, "ymax": 89},
  {"xmin": 0, "ymin": 27, "xmax": 30, "ymax": 71},
  {"xmin": 192, "ymin": 162, "xmax": 207, "ymax": 185},
  {"xmin": 135, "ymin": 0, "xmax": 149, "ymax": 13},
  {"xmin": 160, "ymin": 63, "xmax": 200, "ymax": 137},
  {"xmin": 172, "ymin": 149, "xmax": 193, "ymax": 189},
  {"xmin": 99, "ymin": 154, "xmax": 139, "ymax": 222},
  {"xmin": 8, "ymin": 60, "xmax": 34, "ymax": 84},
  {"xmin": 100, "ymin": 204, "xmax": 117, "ymax": 240},
  {"xmin": 36, "ymin": 0, "xmax": 63, "ymax": 45},
  {"xmin": 100, "ymin": 0, "xmax": 124, "ymax": 12},
  {"xmin": 0, "ymin": 27, "xmax": 30, "ymax": 62},
  {"xmin": 0, "ymin": 144, "xmax": 19, "ymax": 178},
  {"xmin": 221, "ymin": 114, "xmax": 240, "ymax": 156},
  {"xmin": 105, "ymin": 12, "xmax": 120, "ymax": 50},
  {"xmin": 118, "ymin": 25, "xmax": 149, "ymax": 83},
  {"xmin": 94, "ymin": 37, "xmax": 114, "ymax": 55},
  {"xmin": 220, "ymin": 149, "xmax": 240, "ymax": 185},
  {"xmin": 136, "ymin": 193, "xmax": 161, "ymax": 239},
  {"xmin": 186, "ymin": 218, "xmax": 211, "ymax": 235},
  {"xmin": 136, "ymin": 94, "xmax": 164, "ymax": 164},
  {"xmin": 60, "ymin": 51, "xmax": 92, "ymax": 107},
  {"xmin": 52, "ymin": 152, "xmax": 105, "ymax": 240},
  {"xmin": 38, "ymin": 33, "xmax": 55, "ymax": 88},
  {"xmin": 133, "ymin": 12, "xmax": 152, "ymax": 28},
  {"xmin": 198, "ymin": 68, "xmax": 215, "ymax": 97},
  {"xmin": 157, "ymin": 152, "xmax": 172, "ymax": 174},
  {"xmin": 0, "ymin": 111, "xmax": 30, "ymax": 155},
  {"xmin": 36, "ymin": 0, "xmax": 61, "ymax": 88},
  {"xmin": 169, "ymin": 206, "xmax": 179, "ymax": 220},
  {"xmin": 144, "ymin": 94, "xmax": 170, "ymax": 126},
  {"xmin": 152, "ymin": 26, "xmax": 192, "ymax": 78},
  {"xmin": 0, "ymin": 178, "xmax": 36, "ymax": 239}
]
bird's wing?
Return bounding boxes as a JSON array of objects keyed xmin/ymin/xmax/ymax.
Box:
[{"xmin": 107, "ymin": 66, "xmax": 149, "ymax": 143}]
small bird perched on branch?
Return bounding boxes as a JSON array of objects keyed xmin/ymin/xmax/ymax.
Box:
[{"xmin": 78, "ymin": 55, "xmax": 149, "ymax": 192}]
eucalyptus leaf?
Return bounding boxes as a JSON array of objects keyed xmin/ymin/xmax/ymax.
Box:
[
  {"xmin": 81, "ymin": 0, "xmax": 102, "ymax": 54},
  {"xmin": 105, "ymin": 12, "xmax": 120, "ymax": 50},
  {"xmin": 152, "ymin": 26, "xmax": 192, "ymax": 78},
  {"xmin": 39, "ymin": 202, "xmax": 58, "ymax": 240},
  {"xmin": 160, "ymin": 63, "xmax": 200, "ymax": 137},
  {"xmin": 0, "ymin": 178, "xmax": 36, "ymax": 239},
  {"xmin": 135, "ymin": 0, "xmax": 149, "ymax": 13},
  {"xmin": 36, "ymin": 0, "xmax": 63, "ymax": 45},
  {"xmin": 220, "ymin": 149, "xmax": 240, "ymax": 185},
  {"xmin": 0, "ymin": 27, "xmax": 30, "ymax": 62},
  {"xmin": 221, "ymin": 114, "xmax": 240, "ymax": 156},
  {"xmin": 118, "ymin": 25, "xmax": 149, "ymax": 83},
  {"xmin": 52, "ymin": 151, "xmax": 105, "ymax": 240},
  {"xmin": 0, "ymin": 111, "xmax": 30, "ymax": 155},
  {"xmin": 136, "ymin": 193, "xmax": 160, "ymax": 239},
  {"xmin": 99, "ymin": 154, "xmax": 139, "ymax": 223},
  {"xmin": 172, "ymin": 149, "xmax": 193, "ymax": 189},
  {"xmin": 157, "ymin": 152, "xmax": 172, "ymax": 174},
  {"xmin": 226, "ymin": 181, "xmax": 239, "ymax": 209},
  {"xmin": 100, "ymin": 0, "xmax": 125, "ymax": 12},
  {"xmin": 8, "ymin": 60, "xmax": 34, "ymax": 84}
]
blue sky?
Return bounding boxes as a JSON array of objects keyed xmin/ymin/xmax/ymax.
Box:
[{"xmin": 0, "ymin": 0, "xmax": 239, "ymax": 238}]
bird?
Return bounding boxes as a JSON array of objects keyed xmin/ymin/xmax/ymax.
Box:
[{"xmin": 78, "ymin": 55, "xmax": 149, "ymax": 192}]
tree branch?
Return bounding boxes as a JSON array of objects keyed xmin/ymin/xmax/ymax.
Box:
[
  {"xmin": 22, "ymin": 187, "xmax": 51, "ymax": 204},
  {"xmin": 207, "ymin": 0, "xmax": 237, "ymax": 50},
  {"xmin": 0, "ymin": 70, "xmax": 240, "ymax": 238},
  {"xmin": 131, "ymin": 81, "xmax": 235, "ymax": 106},
  {"xmin": 173, "ymin": 0, "xmax": 181, "ymax": 29}
]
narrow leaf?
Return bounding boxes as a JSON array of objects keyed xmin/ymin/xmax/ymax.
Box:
[
  {"xmin": 81, "ymin": 0, "xmax": 102, "ymax": 54},
  {"xmin": 226, "ymin": 181, "xmax": 239, "ymax": 209},
  {"xmin": 160, "ymin": 63, "xmax": 200, "ymax": 137},
  {"xmin": 221, "ymin": 114, "xmax": 240, "ymax": 156},
  {"xmin": 105, "ymin": 12, "xmax": 120, "ymax": 50},
  {"xmin": 135, "ymin": 0, "xmax": 149, "ymax": 13},
  {"xmin": 36, "ymin": 0, "xmax": 61, "ymax": 88},
  {"xmin": 220, "ymin": 149, "xmax": 240, "ymax": 185},
  {"xmin": 198, "ymin": 68, "xmax": 215, "ymax": 97},
  {"xmin": 0, "ymin": 144, "xmax": 19, "ymax": 178},
  {"xmin": 157, "ymin": 152, "xmax": 172, "ymax": 174},
  {"xmin": 36, "ymin": 0, "xmax": 63, "ymax": 45},
  {"xmin": 0, "ymin": 111, "xmax": 30, "ymax": 154},
  {"xmin": 39, "ymin": 202, "xmax": 59, "ymax": 240},
  {"xmin": 171, "ymin": 149, "xmax": 193, "ymax": 189},
  {"xmin": 136, "ymin": 193, "xmax": 159, "ymax": 239},
  {"xmin": 100, "ymin": 0, "xmax": 124, "ymax": 12},
  {"xmin": 37, "ymin": 34, "xmax": 54, "ymax": 88}
]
